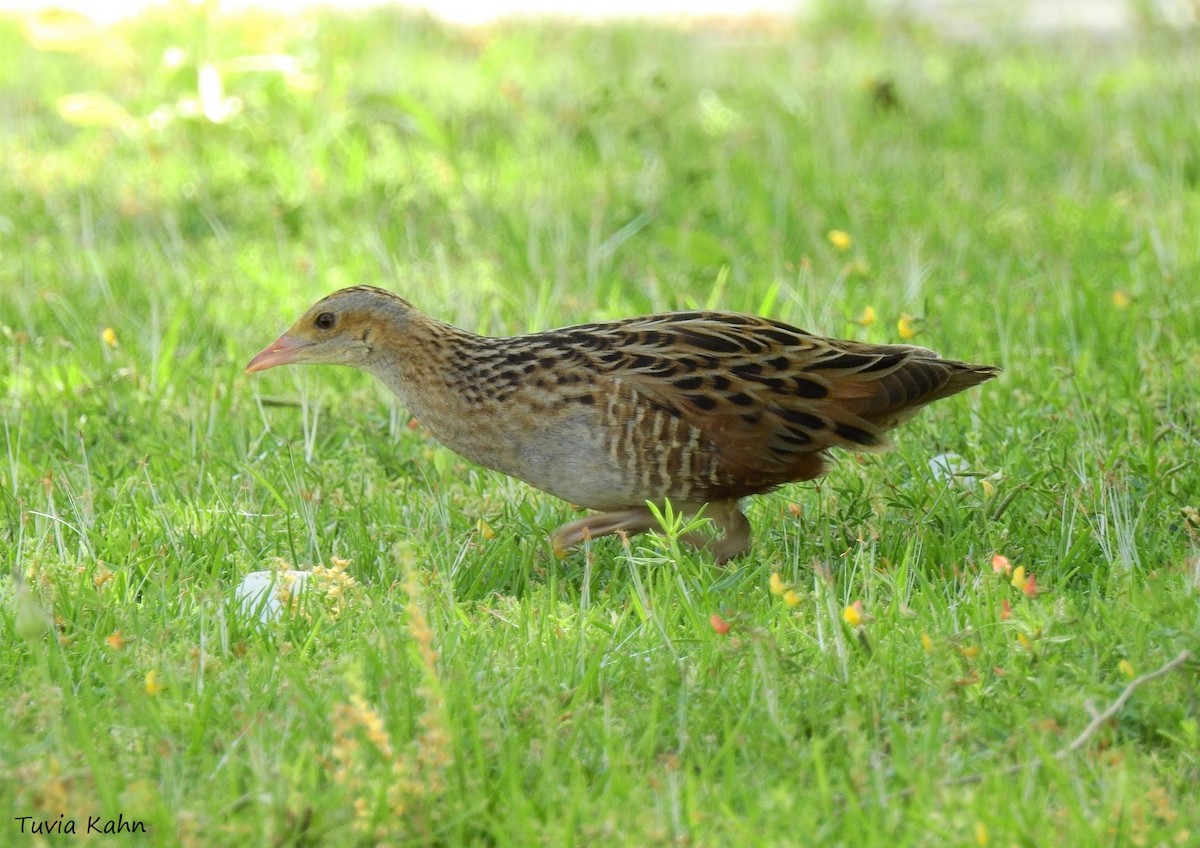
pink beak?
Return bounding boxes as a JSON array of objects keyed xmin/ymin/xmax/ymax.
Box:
[{"xmin": 245, "ymin": 334, "xmax": 312, "ymax": 373}]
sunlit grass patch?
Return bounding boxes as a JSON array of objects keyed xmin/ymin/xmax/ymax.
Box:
[{"xmin": 1, "ymin": 3, "xmax": 1198, "ymax": 845}]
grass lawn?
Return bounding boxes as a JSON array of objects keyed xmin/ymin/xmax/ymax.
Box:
[{"xmin": 2, "ymin": 3, "xmax": 1198, "ymax": 845}]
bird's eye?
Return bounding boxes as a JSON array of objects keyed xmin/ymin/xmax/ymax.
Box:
[{"xmin": 314, "ymin": 312, "xmax": 336, "ymax": 330}]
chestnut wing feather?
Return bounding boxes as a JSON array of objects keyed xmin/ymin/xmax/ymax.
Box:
[{"xmin": 540, "ymin": 311, "xmax": 997, "ymax": 494}]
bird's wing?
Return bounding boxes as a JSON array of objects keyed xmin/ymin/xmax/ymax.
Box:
[{"xmin": 537, "ymin": 311, "xmax": 996, "ymax": 490}]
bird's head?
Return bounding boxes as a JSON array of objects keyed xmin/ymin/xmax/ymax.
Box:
[{"xmin": 245, "ymin": 286, "xmax": 415, "ymax": 373}]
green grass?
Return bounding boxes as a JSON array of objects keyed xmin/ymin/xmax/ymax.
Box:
[{"xmin": 2, "ymin": 4, "xmax": 1199, "ymax": 845}]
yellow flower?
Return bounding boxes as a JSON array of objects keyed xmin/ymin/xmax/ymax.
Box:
[
  {"xmin": 842, "ymin": 600, "xmax": 863, "ymax": 627},
  {"xmin": 827, "ymin": 230, "xmax": 852, "ymax": 251},
  {"xmin": 1010, "ymin": 565, "xmax": 1026, "ymax": 590},
  {"xmin": 975, "ymin": 821, "xmax": 988, "ymax": 846},
  {"xmin": 855, "ymin": 305, "xmax": 877, "ymax": 326},
  {"xmin": 897, "ymin": 313, "xmax": 918, "ymax": 340},
  {"xmin": 475, "ymin": 519, "xmax": 495, "ymax": 541},
  {"xmin": 783, "ymin": 590, "xmax": 801, "ymax": 608},
  {"xmin": 1112, "ymin": 290, "xmax": 1131, "ymax": 309},
  {"xmin": 1118, "ymin": 659, "xmax": 1135, "ymax": 679},
  {"xmin": 145, "ymin": 670, "xmax": 165, "ymax": 696},
  {"xmin": 959, "ymin": 644, "xmax": 980, "ymax": 659},
  {"xmin": 920, "ymin": 632, "xmax": 933, "ymax": 652},
  {"xmin": 769, "ymin": 572, "xmax": 786, "ymax": 596},
  {"xmin": 101, "ymin": 327, "xmax": 118, "ymax": 347}
]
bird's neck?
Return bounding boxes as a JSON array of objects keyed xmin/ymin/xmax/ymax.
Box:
[{"xmin": 361, "ymin": 313, "xmax": 512, "ymax": 462}]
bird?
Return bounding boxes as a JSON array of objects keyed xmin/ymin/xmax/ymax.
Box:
[{"xmin": 246, "ymin": 286, "xmax": 998, "ymax": 563}]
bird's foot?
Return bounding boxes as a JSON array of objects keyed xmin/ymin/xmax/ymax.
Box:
[{"xmin": 680, "ymin": 500, "xmax": 751, "ymax": 564}]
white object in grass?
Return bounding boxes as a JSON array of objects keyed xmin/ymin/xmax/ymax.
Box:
[
  {"xmin": 928, "ymin": 452, "xmax": 976, "ymax": 490},
  {"xmin": 234, "ymin": 570, "xmax": 310, "ymax": 623}
]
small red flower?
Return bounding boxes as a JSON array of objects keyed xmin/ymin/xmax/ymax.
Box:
[{"xmin": 709, "ymin": 614, "xmax": 731, "ymax": 635}]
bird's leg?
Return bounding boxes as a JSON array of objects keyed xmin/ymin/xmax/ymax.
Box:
[
  {"xmin": 552, "ymin": 501, "xmax": 751, "ymax": 564},
  {"xmin": 551, "ymin": 507, "xmax": 659, "ymax": 557},
  {"xmin": 679, "ymin": 499, "xmax": 752, "ymax": 564}
]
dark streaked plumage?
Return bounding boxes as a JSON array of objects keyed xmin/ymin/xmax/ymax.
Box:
[{"xmin": 247, "ymin": 286, "xmax": 998, "ymax": 562}]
